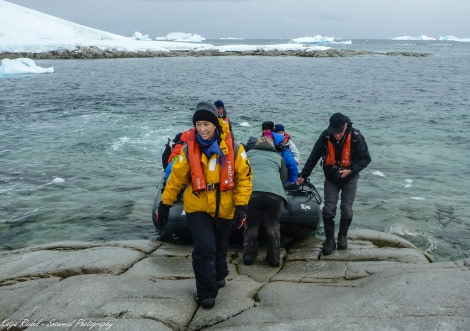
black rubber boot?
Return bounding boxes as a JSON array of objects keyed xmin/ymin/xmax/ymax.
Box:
[
  {"xmin": 195, "ymin": 296, "xmax": 215, "ymax": 309},
  {"xmin": 322, "ymin": 217, "xmax": 336, "ymax": 255},
  {"xmin": 243, "ymin": 237, "xmax": 258, "ymax": 265},
  {"xmin": 337, "ymin": 218, "xmax": 352, "ymax": 250}
]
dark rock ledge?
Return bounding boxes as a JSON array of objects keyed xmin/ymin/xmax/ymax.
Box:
[
  {"xmin": 0, "ymin": 46, "xmax": 432, "ymax": 60},
  {"xmin": 1, "ymin": 229, "xmax": 468, "ymax": 330}
]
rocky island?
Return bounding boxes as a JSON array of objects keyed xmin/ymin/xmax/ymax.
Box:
[{"xmin": 0, "ymin": 46, "xmax": 431, "ymax": 60}]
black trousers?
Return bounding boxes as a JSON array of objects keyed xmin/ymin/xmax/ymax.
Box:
[
  {"xmin": 243, "ymin": 192, "xmax": 283, "ymax": 264},
  {"xmin": 186, "ymin": 212, "xmax": 233, "ymax": 300}
]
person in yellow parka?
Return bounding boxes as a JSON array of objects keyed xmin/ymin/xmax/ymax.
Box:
[{"xmin": 156, "ymin": 101, "xmax": 252, "ymax": 309}]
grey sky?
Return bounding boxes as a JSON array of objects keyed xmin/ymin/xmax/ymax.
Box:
[{"xmin": 7, "ymin": 0, "xmax": 470, "ymax": 39}]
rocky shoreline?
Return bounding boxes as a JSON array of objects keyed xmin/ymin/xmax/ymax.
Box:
[
  {"xmin": 0, "ymin": 46, "xmax": 432, "ymax": 60},
  {"xmin": 1, "ymin": 229, "xmax": 468, "ymax": 330}
]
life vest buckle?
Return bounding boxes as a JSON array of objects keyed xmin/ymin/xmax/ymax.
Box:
[{"xmin": 206, "ymin": 183, "xmax": 220, "ymax": 192}]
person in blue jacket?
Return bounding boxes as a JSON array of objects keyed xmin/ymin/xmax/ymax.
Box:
[{"xmin": 263, "ymin": 130, "xmax": 298, "ymax": 184}]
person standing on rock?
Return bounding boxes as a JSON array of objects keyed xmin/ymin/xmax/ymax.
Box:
[
  {"xmin": 155, "ymin": 101, "xmax": 252, "ymax": 309},
  {"xmin": 243, "ymin": 136, "xmax": 288, "ymax": 267},
  {"xmin": 296, "ymin": 113, "xmax": 371, "ymax": 255}
]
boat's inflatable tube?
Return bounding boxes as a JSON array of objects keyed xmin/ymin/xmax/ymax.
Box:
[{"xmin": 152, "ymin": 176, "xmax": 322, "ymax": 244}]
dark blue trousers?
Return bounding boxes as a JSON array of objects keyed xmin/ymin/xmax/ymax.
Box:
[{"xmin": 186, "ymin": 212, "xmax": 233, "ymax": 300}]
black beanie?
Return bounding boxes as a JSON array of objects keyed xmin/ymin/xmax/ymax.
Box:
[
  {"xmin": 193, "ymin": 102, "xmax": 219, "ymax": 127},
  {"xmin": 261, "ymin": 121, "xmax": 274, "ymax": 131}
]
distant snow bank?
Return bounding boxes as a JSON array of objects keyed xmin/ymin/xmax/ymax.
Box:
[{"xmin": 391, "ymin": 35, "xmax": 470, "ymax": 42}]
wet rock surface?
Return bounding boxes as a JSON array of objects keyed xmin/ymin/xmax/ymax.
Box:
[{"xmin": 0, "ymin": 230, "xmax": 468, "ymax": 330}]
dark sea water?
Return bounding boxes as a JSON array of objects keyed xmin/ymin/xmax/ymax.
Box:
[{"xmin": 1, "ymin": 39, "xmax": 469, "ymax": 261}]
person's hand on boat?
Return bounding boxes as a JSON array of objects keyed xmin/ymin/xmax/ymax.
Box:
[
  {"xmin": 233, "ymin": 205, "xmax": 248, "ymax": 230},
  {"xmin": 156, "ymin": 202, "xmax": 171, "ymax": 228},
  {"xmin": 295, "ymin": 176, "xmax": 305, "ymax": 186}
]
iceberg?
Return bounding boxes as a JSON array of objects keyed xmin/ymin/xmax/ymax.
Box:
[
  {"xmin": 133, "ymin": 31, "xmax": 152, "ymax": 41},
  {"xmin": 439, "ymin": 36, "xmax": 470, "ymax": 42},
  {"xmin": 0, "ymin": 58, "xmax": 54, "ymax": 75},
  {"xmin": 289, "ymin": 35, "xmax": 335, "ymax": 44},
  {"xmin": 155, "ymin": 32, "xmax": 206, "ymax": 43},
  {"xmin": 390, "ymin": 35, "xmax": 436, "ymax": 41}
]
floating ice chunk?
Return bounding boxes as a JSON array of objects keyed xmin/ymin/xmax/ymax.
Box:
[
  {"xmin": 372, "ymin": 170, "xmax": 385, "ymax": 177},
  {"xmin": 1, "ymin": 58, "xmax": 54, "ymax": 75}
]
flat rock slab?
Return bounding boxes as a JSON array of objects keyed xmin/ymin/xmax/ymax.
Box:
[
  {"xmin": 212, "ymin": 267, "xmax": 470, "ymax": 330},
  {"xmin": 0, "ymin": 231, "xmax": 468, "ymax": 330},
  {"xmin": 0, "ymin": 246, "xmax": 146, "ymax": 283}
]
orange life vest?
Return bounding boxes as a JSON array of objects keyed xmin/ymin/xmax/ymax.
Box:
[
  {"xmin": 186, "ymin": 126, "xmax": 235, "ymax": 192},
  {"xmin": 168, "ymin": 129, "xmax": 192, "ymax": 164},
  {"xmin": 324, "ymin": 131, "xmax": 352, "ymax": 168},
  {"xmin": 282, "ymin": 133, "xmax": 291, "ymax": 144}
]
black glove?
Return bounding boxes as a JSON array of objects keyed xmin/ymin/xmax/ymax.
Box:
[
  {"xmin": 155, "ymin": 202, "xmax": 171, "ymax": 229},
  {"xmin": 233, "ymin": 205, "xmax": 248, "ymax": 230}
]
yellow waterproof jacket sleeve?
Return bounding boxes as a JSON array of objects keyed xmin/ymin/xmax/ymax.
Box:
[
  {"xmin": 161, "ymin": 152, "xmax": 190, "ymax": 206},
  {"xmin": 232, "ymin": 143, "xmax": 253, "ymax": 207}
]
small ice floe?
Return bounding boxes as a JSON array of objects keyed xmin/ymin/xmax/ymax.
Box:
[
  {"xmin": 410, "ymin": 196, "xmax": 425, "ymax": 200},
  {"xmin": 51, "ymin": 177, "xmax": 65, "ymax": 184},
  {"xmin": 239, "ymin": 122, "xmax": 250, "ymax": 127},
  {"xmin": 372, "ymin": 170, "xmax": 385, "ymax": 177},
  {"xmin": 404, "ymin": 178, "xmax": 413, "ymax": 188}
]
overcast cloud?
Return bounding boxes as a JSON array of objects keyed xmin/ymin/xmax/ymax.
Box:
[{"xmin": 6, "ymin": 0, "xmax": 470, "ymax": 39}]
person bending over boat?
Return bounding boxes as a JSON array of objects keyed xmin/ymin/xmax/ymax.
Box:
[
  {"xmin": 273, "ymin": 123, "xmax": 300, "ymax": 164},
  {"xmin": 263, "ymin": 129, "xmax": 298, "ymax": 184},
  {"xmin": 244, "ymin": 136, "xmax": 288, "ymax": 267},
  {"xmin": 296, "ymin": 113, "xmax": 371, "ymax": 255},
  {"xmin": 155, "ymin": 101, "xmax": 252, "ymax": 309}
]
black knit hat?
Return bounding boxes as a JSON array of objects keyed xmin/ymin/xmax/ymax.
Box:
[
  {"xmin": 214, "ymin": 100, "xmax": 224, "ymax": 108},
  {"xmin": 273, "ymin": 124, "xmax": 285, "ymax": 133},
  {"xmin": 193, "ymin": 102, "xmax": 219, "ymax": 127},
  {"xmin": 261, "ymin": 121, "xmax": 274, "ymax": 131}
]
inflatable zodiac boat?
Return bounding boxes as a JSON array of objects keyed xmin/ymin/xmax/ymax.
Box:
[
  {"xmin": 151, "ymin": 176, "xmax": 322, "ymax": 244},
  {"xmin": 151, "ymin": 138, "xmax": 322, "ymax": 244}
]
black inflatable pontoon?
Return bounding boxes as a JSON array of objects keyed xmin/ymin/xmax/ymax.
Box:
[{"xmin": 151, "ymin": 176, "xmax": 322, "ymax": 244}]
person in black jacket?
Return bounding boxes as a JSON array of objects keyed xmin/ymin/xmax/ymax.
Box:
[{"xmin": 296, "ymin": 113, "xmax": 371, "ymax": 255}]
